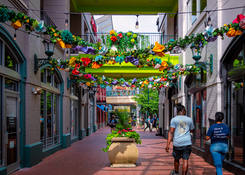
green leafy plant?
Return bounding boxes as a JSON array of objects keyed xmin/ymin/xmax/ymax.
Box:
[{"xmin": 102, "ymin": 110, "xmax": 141, "ymax": 152}]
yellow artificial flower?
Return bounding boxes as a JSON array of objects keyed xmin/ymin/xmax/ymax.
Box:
[
  {"xmin": 86, "ymin": 82, "xmax": 91, "ymax": 86},
  {"xmin": 226, "ymin": 28, "xmax": 236, "ymax": 37},
  {"xmin": 69, "ymin": 57, "xmax": 76, "ymax": 66},
  {"xmin": 153, "ymin": 42, "xmax": 165, "ymax": 52},
  {"xmin": 57, "ymin": 39, "xmax": 65, "ymax": 48},
  {"xmin": 92, "ymin": 62, "xmax": 102, "ymax": 69},
  {"xmin": 51, "ymin": 28, "xmax": 56, "ymax": 32},
  {"xmin": 153, "ymin": 42, "xmax": 165, "ymax": 56},
  {"xmin": 110, "ymin": 30, "xmax": 116, "ymax": 35},
  {"xmin": 235, "ymin": 30, "xmax": 243, "ymax": 36},
  {"xmin": 11, "ymin": 20, "xmax": 22, "ymax": 30},
  {"xmin": 131, "ymin": 39, "xmax": 135, "ymax": 43}
]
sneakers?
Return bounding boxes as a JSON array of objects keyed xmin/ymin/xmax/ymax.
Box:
[{"xmin": 170, "ymin": 170, "xmax": 179, "ymax": 175}]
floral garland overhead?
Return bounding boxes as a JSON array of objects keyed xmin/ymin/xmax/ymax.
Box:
[{"xmin": 0, "ymin": 5, "xmax": 244, "ymax": 88}]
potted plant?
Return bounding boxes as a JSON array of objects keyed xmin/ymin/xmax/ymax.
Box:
[{"xmin": 103, "ymin": 110, "xmax": 141, "ymax": 167}]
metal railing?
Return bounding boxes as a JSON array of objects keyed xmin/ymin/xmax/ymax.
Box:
[
  {"xmin": 106, "ymin": 89, "xmax": 143, "ymax": 97},
  {"xmin": 41, "ymin": 135, "xmax": 60, "ymax": 150},
  {"xmin": 77, "ymin": 33, "xmax": 177, "ymax": 48}
]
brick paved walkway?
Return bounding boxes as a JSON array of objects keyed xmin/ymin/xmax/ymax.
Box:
[{"xmin": 13, "ymin": 128, "xmax": 234, "ymax": 175}]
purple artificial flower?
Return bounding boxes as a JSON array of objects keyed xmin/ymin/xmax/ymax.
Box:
[
  {"xmin": 149, "ymin": 77, "xmax": 154, "ymax": 82},
  {"xmin": 80, "ymin": 46, "xmax": 88, "ymax": 53},
  {"xmin": 125, "ymin": 56, "xmax": 132, "ymax": 63},
  {"xmin": 111, "ymin": 80, "xmax": 118, "ymax": 85},
  {"xmin": 86, "ymin": 47, "xmax": 96, "ymax": 54},
  {"xmin": 130, "ymin": 58, "xmax": 139, "ymax": 65},
  {"xmin": 207, "ymin": 36, "xmax": 217, "ymax": 42},
  {"xmin": 132, "ymin": 78, "xmax": 137, "ymax": 84},
  {"xmin": 90, "ymin": 76, "xmax": 97, "ymax": 81},
  {"xmin": 105, "ymin": 81, "xmax": 109, "ymax": 85},
  {"xmin": 73, "ymin": 46, "xmax": 82, "ymax": 52},
  {"xmin": 124, "ymin": 82, "xmax": 130, "ymax": 87}
]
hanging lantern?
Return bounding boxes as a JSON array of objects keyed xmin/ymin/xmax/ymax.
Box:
[{"xmin": 190, "ymin": 43, "xmax": 202, "ymax": 63}]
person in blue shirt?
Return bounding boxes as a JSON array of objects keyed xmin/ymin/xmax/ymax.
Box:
[
  {"xmin": 165, "ymin": 104, "xmax": 194, "ymax": 175},
  {"xmin": 206, "ymin": 112, "xmax": 230, "ymax": 175}
]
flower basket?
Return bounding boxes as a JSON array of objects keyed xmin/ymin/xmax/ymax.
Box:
[{"xmin": 107, "ymin": 137, "xmax": 139, "ymax": 167}]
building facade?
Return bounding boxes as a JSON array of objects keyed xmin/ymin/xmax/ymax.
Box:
[
  {"xmin": 158, "ymin": 0, "xmax": 245, "ymax": 173},
  {"xmin": 0, "ymin": 0, "xmax": 99, "ymax": 174}
]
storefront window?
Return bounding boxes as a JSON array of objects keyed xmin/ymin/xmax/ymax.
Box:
[
  {"xmin": 40, "ymin": 68, "xmax": 61, "ymax": 150},
  {"xmin": 70, "ymin": 100, "xmax": 78, "ymax": 139},
  {"xmin": 193, "ymin": 90, "xmax": 206, "ymax": 149},
  {"xmin": 225, "ymin": 40, "xmax": 245, "ymax": 165},
  {"xmin": 70, "ymin": 84, "xmax": 79, "ymax": 139},
  {"xmin": 231, "ymin": 80, "xmax": 244, "ymax": 165}
]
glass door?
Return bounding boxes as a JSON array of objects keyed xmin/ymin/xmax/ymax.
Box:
[{"xmin": 5, "ymin": 91, "xmax": 19, "ymax": 172}]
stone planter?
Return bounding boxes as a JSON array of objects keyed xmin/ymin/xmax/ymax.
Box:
[{"xmin": 108, "ymin": 137, "xmax": 139, "ymax": 167}]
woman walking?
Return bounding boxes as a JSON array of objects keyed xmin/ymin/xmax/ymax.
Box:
[{"xmin": 206, "ymin": 112, "xmax": 230, "ymax": 175}]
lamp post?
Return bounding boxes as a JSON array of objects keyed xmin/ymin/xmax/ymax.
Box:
[{"xmin": 34, "ymin": 40, "xmax": 55, "ymax": 73}]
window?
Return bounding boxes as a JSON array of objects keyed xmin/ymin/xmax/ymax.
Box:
[
  {"xmin": 4, "ymin": 46, "xmax": 18, "ymax": 71},
  {"xmin": 40, "ymin": 68, "xmax": 61, "ymax": 150},
  {"xmin": 70, "ymin": 100, "xmax": 78, "ymax": 139},
  {"xmin": 70, "ymin": 84, "xmax": 79, "ymax": 139},
  {"xmin": 187, "ymin": 0, "xmax": 207, "ymax": 27},
  {"xmin": 41, "ymin": 69, "xmax": 60, "ymax": 88}
]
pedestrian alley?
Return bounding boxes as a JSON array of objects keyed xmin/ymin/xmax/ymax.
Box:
[{"xmin": 12, "ymin": 128, "xmax": 233, "ymax": 175}]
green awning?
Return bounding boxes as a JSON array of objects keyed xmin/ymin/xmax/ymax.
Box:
[
  {"xmin": 71, "ymin": 0, "xmax": 178, "ymax": 14},
  {"xmin": 86, "ymin": 54, "xmax": 179, "ymax": 78}
]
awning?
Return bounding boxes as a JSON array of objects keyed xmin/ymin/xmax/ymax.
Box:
[{"xmin": 71, "ymin": 0, "xmax": 178, "ymax": 15}]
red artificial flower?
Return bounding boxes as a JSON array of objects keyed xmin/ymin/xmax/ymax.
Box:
[
  {"xmin": 232, "ymin": 14, "xmax": 245, "ymax": 24},
  {"xmin": 118, "ymin": 33, "xmax": 123, "ymax": 38},
  {"xmin": 118, "ymin": 131, "xmax": 122, "ymax": 134},
  {"xmin": 81, "ymin": 57, "xmax": 91, "ymax": 67},
  {"xmin": 110, "ymin": 36, "xmax": 117, "ymax": 42},
  {"xmin": 122, "ymin": 129, "xmax": 128, "ymax": 132},
  {"xmin": 240, "ymin": 18, "xmax": 245, "ymax": 29},
  {"xmin": 131, "ymin": 85, "xmax": 136, "ymax": 88},
  {"xmin": 83, "ymin": 74, "xmax": 92, "ymax": 79},
  {"xmin": 72, "ymin": 64, "xmax": 80, "ymax": 75}
]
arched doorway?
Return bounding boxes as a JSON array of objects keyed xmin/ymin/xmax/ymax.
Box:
[
  {"xmin": 0, "ymin": 24, "xmax": 26, "ymax": 173},
  {"xmin": 221, "ymin": 32, "xmax": 245, "ymax": 166}
]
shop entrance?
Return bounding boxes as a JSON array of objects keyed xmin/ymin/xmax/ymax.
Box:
[{"xmin": 5, "ymin": 91, "xmax": 19, "ymax": 172}]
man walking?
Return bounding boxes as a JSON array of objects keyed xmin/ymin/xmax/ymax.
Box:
[{"xmin": 165, "ymin": 104, "xmax": 194, "ymax": 175}]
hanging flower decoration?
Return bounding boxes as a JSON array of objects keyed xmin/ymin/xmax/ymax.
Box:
[
  {"xmin": 153, "ymin": 42, "xmax": 165, "ymax": 56},
  {"xmin": 0, "ymin": 6, "xmax": 245, "ymax": 88},
  {"xmin": 81, "ymin": 57, "xmax": 91, "ymax": 67},
  {"xmin": 110, "ymin": 36, "xmax": 117, "ymax": 42}
]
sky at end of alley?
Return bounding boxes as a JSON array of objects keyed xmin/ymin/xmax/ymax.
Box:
[{"xmin": 94, "ymin": 15, "xmax": 159, "ymax": 33}]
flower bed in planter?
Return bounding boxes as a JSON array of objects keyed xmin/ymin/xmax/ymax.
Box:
[{"xmin": 108, "ymin": 137, "xmax": 138, "ymax": 167}]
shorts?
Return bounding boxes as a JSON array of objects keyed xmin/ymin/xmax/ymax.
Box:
[{"xmin": 172, "ymin": 145, "xmax": 192, "ymax": 160}]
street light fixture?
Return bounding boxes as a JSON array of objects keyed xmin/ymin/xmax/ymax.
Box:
[
  {"xmin": 135, "ymin": 15, "xmax": 139, "ymax": 29},
  {"xmin": 34, "ymin": 40, "xmax": 55, "ymax": 73},
  {"xmin": 190, "ymin": 43, "xmax": 202, "ymax": 64}
]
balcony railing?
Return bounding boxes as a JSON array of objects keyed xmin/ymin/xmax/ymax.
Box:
[
  {"xmin": 106, "ymin": 89, "xmax": 143, "ymax": 97},
  {"xmin": 77, "ymin": 33, "xmax": 176, "ymax": 47}
]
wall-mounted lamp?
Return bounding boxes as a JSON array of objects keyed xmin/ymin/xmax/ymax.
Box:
[
  {"xmin": 190, "ymin": 43, "xmax": 202, "ymax": 64},
  {"xmin": 32, "ymin": 87, "xmax": 42, "ymax": 95},
  {"xmin": 135, "ymin": 15, "xmax": 139, "ymax": 29},
  {"xmin": 34, "ymin": 40, "xmax": 55, "ymax": 73}
]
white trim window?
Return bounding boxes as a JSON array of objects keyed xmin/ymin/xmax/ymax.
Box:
[{"xmin": 187, "ymin": 0, "xmax": 207, "ymax": 29}]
